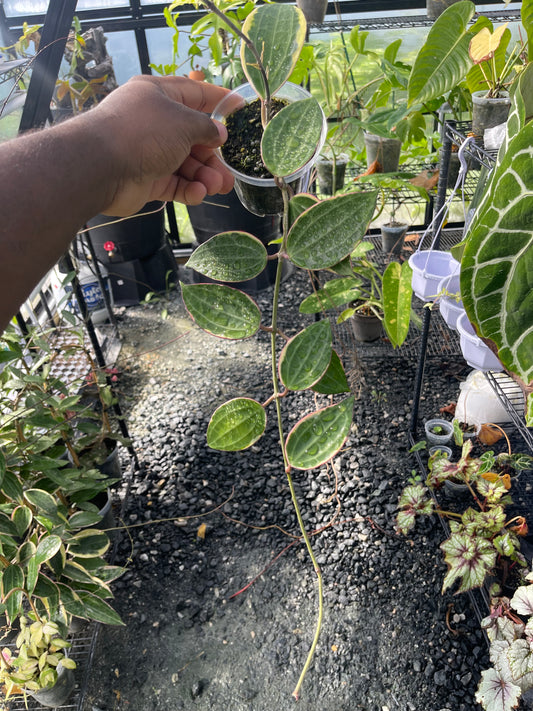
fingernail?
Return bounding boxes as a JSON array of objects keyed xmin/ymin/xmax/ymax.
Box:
[{"xmin": 213, "ymin": 119, "xmax": 227, "ymax": 143}]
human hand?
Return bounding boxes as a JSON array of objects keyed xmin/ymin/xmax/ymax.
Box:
[{"xmin": 91, "ymin": 75, "xmax": 234, "ymax": 215}]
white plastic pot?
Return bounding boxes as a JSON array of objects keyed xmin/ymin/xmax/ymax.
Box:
[
  {"xmin": 408, "ymin": 250, "xmax": 460, "ymax": 301},
  {"xmin": 437, "ymin": 273, "xmax": 465, "ymax": 331},
  {"xmin": 456, "ymin": 312, "xmax": 503, "ymax": 372}
]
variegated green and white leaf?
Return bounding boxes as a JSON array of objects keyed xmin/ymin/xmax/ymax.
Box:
[
  {"xmin": 511, "ymin": 585, "xmax": 533, "ymax": 616},
  {"xmin": 461, "ymin": 119, "xmax": 533, "ymax": 420}
]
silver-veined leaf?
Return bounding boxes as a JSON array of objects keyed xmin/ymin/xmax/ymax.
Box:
[
  {"xmin": 279, "ymin": 320, "xmax": 332, "ymax": 391},
  {"xmin": 181, "ymin": 282, "xmax": 261, "ymax": 339},
  {"xmin": 207, "ymin": 398, "xmax": 266, "ymax": 451},
  {"xmin": 185, "ymin": 232, "xmax": 268, "ymax": 282}
]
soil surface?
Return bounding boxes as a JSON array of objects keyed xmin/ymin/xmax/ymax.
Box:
[{"xmin": 81, "ymin": 264, "xmax": 500, "ymax": 711}]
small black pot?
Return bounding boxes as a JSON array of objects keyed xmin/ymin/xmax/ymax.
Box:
[
  {"xmin": 296, "ymin": 0, "xmax": 328, "ymax": 24},
  {"xmin": 350, "ymin": 312, "xmax": 382, "ymax": 342},
  {"xmin": 316, "ymin": 155, "xmax": 348, "ymax": 195},
  {"xmin": 380, "ymin": 223, "xmax": 408, "ymax": 255}
]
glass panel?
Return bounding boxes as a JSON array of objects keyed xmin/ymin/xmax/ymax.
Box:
[
  {"xmin": 146, "ymin": 26, "xmax": 192, "ymax": 76},
  {"xmin": 3, "ymin": 0, "xmax": 126, "ymax": 14},
  {"xmin": 104, "ymin": 30, "xmax": 141, "ymax": 85}
]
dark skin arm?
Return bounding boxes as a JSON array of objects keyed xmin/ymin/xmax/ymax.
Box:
[{"xmin": 0, "ymin": 75, "xmax": 234, "ymax": 330}]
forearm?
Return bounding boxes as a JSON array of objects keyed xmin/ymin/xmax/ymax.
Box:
[{"xmin": 0, "ymin": 114, "xmax": 119, "ymax": 329}]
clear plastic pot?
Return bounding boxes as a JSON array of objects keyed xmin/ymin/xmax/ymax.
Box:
[{"xmin": 212, "ymin": 82, "xmax": 326, "ymax": 216}]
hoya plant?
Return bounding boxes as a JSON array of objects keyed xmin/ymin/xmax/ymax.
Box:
[
  {"xmin": 176, "ymin": 0, "xmax": 384, "ymax": 698},
  {"xmin": 397, "ymin": 440, "xmax": 528, "ymax": 594}
]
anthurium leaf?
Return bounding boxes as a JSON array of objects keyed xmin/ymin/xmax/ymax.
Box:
[
  {"xmin": 207, "ymin": 398, "xmax": 266, "ymax": 451},
  {"xmin": 241, "ymin": 4, "xmax": 306, "ymax": 97},
  {"xmin": 279, "ymin": 320, "xmax": 332, "ymax": 391},
  {"xmin": 408, "ymin": 0, "xmax": 476, "ymax": 106},
  {"xmin": 285, "ymin": 396, "xmax": 355, "ymax": 470},
  {"xmin": 466, "ymin": 25, "xmax": 511, "ymax": 95},
  {"xmin": 181, "ymin": 283, "xmax": 261, "ymax": 339},
  {"xmin": 299, "ymin": 277, "xmax": 362, "ymax": 314},
  {"xmin": 69, "ymin": 530, "xmax": 110, "ymax": 559},
  {"xmin": 475, "ymin": 667, "xmax": 521, "ymax": 711},
  {"xmin": 262, "ymin": 98, "xmax": 324, "ymax": 177},
  {"xmin": 312, "ymin": 350, "xmax": 350, "ymax": 395},
  {"xmin": 511, "ymin": 585, "xmax": 533, "ymax": 616},
  {"xmin": 185, "ymin": 232, "xmax": 268, "ymax": 282},
  {"xmin": 460, "ymin": 119, "xmax": 533, "ymax": 395},
  {"xmin": 35, "ymin": 535, "xmax": 62, "ymax": 565},
  {"xmin": 440, "ymin": 532, "xmax": 497, "ymax": 592},
  {"xmin": 382, "ymin": 261, "xmax": 413, "ymax": 348},
  {"xmin": 287, "ymin": 192, "xmax": 377, "ymax": 270},
  {"xmin": 289, "ymin": 193, "xmax": 318, "ymax": 227}
]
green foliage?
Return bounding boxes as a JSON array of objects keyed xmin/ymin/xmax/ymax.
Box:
[{"xmin": 0, "ymin": 615, "xmax": 76, "ymax": 699}]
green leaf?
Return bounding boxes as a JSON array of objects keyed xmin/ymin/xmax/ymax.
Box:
[
  {"xmin": 408, "ymin": 1, "xmax": 476, "ymax": 106},
  {"xmin": 299, "ymin": 277, "xmax": 362, "ymax": 314},
  {"xmin": 262, "ymin": 98, "xmax": 324, "ymax": 178},
  {"xmin": 68, "ymin": 511, "xmax": 104, "ymax": 529},
  {"xmin": 185, "ymin": 232, "xmax": 268, "ymax": 282},
  {"xmin": 24, "ymin": 489, "xmax": 59, "ymax": 517},
  {"xmin": 396, "ymin": 483, "xmax": 435, "ymax": 535},
  {"xmin": 207, "ymin": 398, "xmax": 266, "ymax": 451},
  {"xmin": 460, "ymin": 118, "xmax": 533, "ymax": 391},
  {"xmin": 440, "ymin": 532, "xmax": 497, "ymax": 592},
  {"xmin": 279, "ymin": 320, "xmax": 332, "ymax": 391},
  {"xmin": 285, "ymin": 396, "xmax": 355, "ymax": 470},
  {"xmin": 312, "ymin": 350, "xmax": 351, "ymax": 395},
  {"xmin": 11, "ymin": 506, "xmax": 32, "ymax": 538},
  {"xmin": 288, "ymin": 193, "xmax": 318, "ymax": 227},
  {"xmin": 60, "ymin": 587, "xmax": 123, "ymax": 625},
  {"xmin": 68, "ymin": 530, "xmax": 110, "ymax": 559},
  {"xmin": 181, "ymin": 283, "xmax": 261, "ymax": 339},
  {"xmin": 1, "ymin": 564, "xmax": 24, "ymax": 621},
  {"xmin": 35, "ymin": 535, "xmax": 62, "ymax": 565},
  {"xmin": 466, "ymin": 24, "xmax": 511, "ymax": 96},
  {"xmin": 382, "ymin": 261, "xmax": 413, "ymax": 348},
  {"xmin": 0, "ymin": 511, "xmax": 20, "ymax": 537},
  {"xmin": 286, "ymin": 192, "xmax": 377, "ymax": 270},
  {"xmin": 475, "ymin": 667, "xmax": 521, "ymax": 711},
  {"xmin": 241, "ymin": 4, "xmax": 306, "ymax": 97}
]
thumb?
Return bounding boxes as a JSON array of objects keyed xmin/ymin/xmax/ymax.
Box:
[{"xmin": 179, "ymin": 106, "xmax": 228, "ymax": 149}]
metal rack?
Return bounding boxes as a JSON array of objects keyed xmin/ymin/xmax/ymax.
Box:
[{"xmin": 409, "ymin": 121, "xmax": 532, "ymax": 454}]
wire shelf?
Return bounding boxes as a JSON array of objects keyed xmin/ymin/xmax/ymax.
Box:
[{"xmin": 1, "ymin": 626, "xmax": 96, "ymax": 711}]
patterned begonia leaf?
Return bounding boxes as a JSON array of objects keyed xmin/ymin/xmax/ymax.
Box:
[
  {"xmin": 507, "ymin": 639, "xmax": 533, "ymax": 686},
  {"xmin": 440, "ymin": 532, "xmax": 497, "ymax": 592},
  {"xmin": 511, "ymin": 585, "xmax": 533, "ymax": 616},
  {"xmin": 475, "ymin": 667, "xmax": 522, "ymax": 711},
  {"xmin": 396, "ymin": 483, "xmax": 435, "ymax": 535}
]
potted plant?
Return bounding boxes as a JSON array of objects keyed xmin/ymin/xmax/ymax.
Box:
[
  {"xmin": 397, "ymin": 439, "xmax": 529, "ymax": 593},
  {"xmin": 355, "ymin": 171, "xmax": 431, "ymax": 254},
  {"xmin": 0, "ymin": 326, "xmax": 126, "ymax": 628},
  {"xmin": 0, "ymin": 615, "xmax": 77, "ymax": 707},
  {"xmin": 297, "ymin": 238, "xmax": 416, "ymax": 346},
  {"xmin": 424, "ymin": 418, "xmax": 454, "ymax": 446},
  {"xmin": 296, "ymin": 0, "xmax": 328, "ymax": 25},
  {"xmin": 407, "ymin": 1, "xmax": 529, "ymax": 137}
]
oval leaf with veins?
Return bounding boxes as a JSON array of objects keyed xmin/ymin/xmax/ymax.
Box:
[
  {"xmin": 181, "ymin": 282, "xmax": 261, "ymax": 339},
  {"xmin": 207, "ymin": 398, "xmax": 266, "ymax": 451},
  {"xmin": 286, "ymin": 396, "xmax": 355, "ymax": 470},
  {"xmin": 186, "ymin": 232, "xmax": 268, "ymax": 282}
]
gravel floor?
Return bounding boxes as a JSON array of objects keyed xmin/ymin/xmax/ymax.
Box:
[{"xmin": 81, "ymin": 264, "xmax": 497, "ymax": 711}]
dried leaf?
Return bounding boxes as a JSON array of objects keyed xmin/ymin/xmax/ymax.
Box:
[
  {"xmin": 353, "ymin": 159, "xmax": 381, "ymax": 179},
  {"xmin": 197, "ymin": 523, "xmax": 207, "ymax": 540},
  {"xmin": 479, "ymin": 424, "xmax": 504, "ymax": 446},
  {"xmin": 409, "ymin": 169, "xmax": 439, "ymax": 190},
  {"xmin": 439, "ymin": 402, "xmax": 457, "ymax": 415}
]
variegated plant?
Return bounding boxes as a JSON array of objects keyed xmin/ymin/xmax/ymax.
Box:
[
  {"xmin": 177, "ymin": 0, "xmax": 383, "ymax": 699},
  {"xmin": 460, "ymin": 62, "xmax": 533, "ymax": 427},
  {"xmin": 396, "ymin": 441, "xmax": 527, "ymax": 594},
  {"xmin": 477, "ymin": 578, "xmax": 533, "ymax": 711}
]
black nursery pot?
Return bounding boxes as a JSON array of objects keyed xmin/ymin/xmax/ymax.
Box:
[{"xmin": 212, "ymin": 83, "xmax": 325, "ymax": 216}]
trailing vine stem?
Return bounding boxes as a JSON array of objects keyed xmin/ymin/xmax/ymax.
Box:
[
  {"xmin": 199, "ymin": 0, "xmax": 271, "ymax": 123},
  {"xmin": 271, "ymin": 185, "xmax": 324, "ymax": 701}
]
